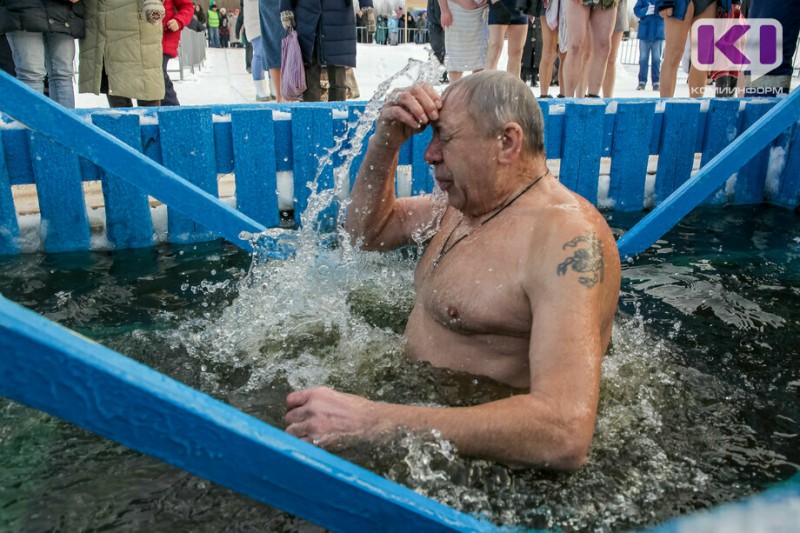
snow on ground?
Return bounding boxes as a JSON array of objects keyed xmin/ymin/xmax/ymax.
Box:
[{"xmin": 76, "ymin": 40, "xmax": 705, "ymax": 109}]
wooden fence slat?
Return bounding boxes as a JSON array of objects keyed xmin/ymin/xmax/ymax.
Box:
[
  {"xmin": 773, "ymin": 121, "xmax": 800, "ymax": 208},
  {"xmin": 733, "ymin": 100, "xmax": 776, "ymax": 205},
  {"xmin": 29, "ymin": 132, "xmax": 90, "ymax": 253},
  {"xmin": 92, "ymin": 113, "xmax": 154, "ymax": 249},
  {"xmin": 700, "ymin": 99, "xmax": 742, "ymax": 206},
  {"xmin": 654, "ymin": 101, "xmax": 701, "ymax": 206},
  {"xmin": 0, "ymin": 73, "xmax": 266, "ymax": 253},
  {"xmin": 608, "ymin": 101, "xmax": 655, "ymax": 211},
  {"xmin": 0, "ymin": 132, "xmax": 18, "ymax": 254},
  {"xmin": 231, "ymin": 109, "xmax": 280, "ymax": 228},
  {"xmin": 1, "ymin": 127, "xmax": 33, "ymax": 185},
  {"xmin": 347, "ymin": 103, "xmax": 370, "ymax": 191},
  {"xmin": 560, "ymin": 101, "xmax": 605, "ymax": 203},
  {"xmin": 158, "ymin": 107, "xmax": 218, "ymax": 244},
  {"xmin": 411, "ymin": 127, "xmax": 433, "ymax": 196},
  {"xmin": 292, "ymin": 107, "xmax": 334, "ymax": 227},
  {"xmin": 0, "ymin": 295, "xmax": 494, "ymax": 533},
  {"xmin": 617, "ymin": 87, "xmax": 800, "ymax": 257},
  {"xmin": 274, "ymin": 119, "xmax": 294, "ymax": 172},
  {"xmin": 541, "ymin": 101, "xmax": 563, "ymax": 159}
]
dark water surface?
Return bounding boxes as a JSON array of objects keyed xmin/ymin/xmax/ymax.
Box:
[{"xmin": 0, "ymin": 206, "xmax": 798, "ymax": 531}]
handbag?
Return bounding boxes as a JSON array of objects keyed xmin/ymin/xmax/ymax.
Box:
[{"xmin": 281, "ymin": 29, "xmax": 306, "ymax": 101}]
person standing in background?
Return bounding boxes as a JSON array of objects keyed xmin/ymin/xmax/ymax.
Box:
[
  {"xmin": 602, "ymin": 0, "xmax": 629, "ymax": 96},
  {"xmin": 427, "ymin": 0, "xmax": 446, "ymax": 80},
  {"xmin": 1, "ymin": 0, "xmax": 86, "ymax": 108},
  {"xmin": 219, "ymin": 7, "xmax": 230, "ymax": 46},
  {"xmin": 634, "ymin": 0, "xmax": 664, "ymax": 91},
  {"xmin": 280, "ymin": 0, "xmax": 375, "ymax": 102},
  {"xmin": 485, "ymin": 0, "xmax": 529, "ymax": 76},
  {"xmin": 439, "ymin": 0, "xmax": 489, "ymax": 84},
  {"xmin": 161, "ymin": 0, "xmax": 194, "ymax": 105},
  {"xmin": 207, "ymin": 3, "xmax": 221, "ymax": 47},
  {"xmin": 79, "ymin": 0, "xmax": 165, "ymax": 108},
  {"xmin": 243, "ymin": 0, "xmax": 274, "ymax": 101},
  {"xmin": 258, "ymin": 0, "xmax": 283, "ymax": 102}
]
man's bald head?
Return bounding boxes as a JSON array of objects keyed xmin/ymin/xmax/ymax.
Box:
[{"xmin": 442, "ymin": 71, "xmax": 546, "ymax": 159}]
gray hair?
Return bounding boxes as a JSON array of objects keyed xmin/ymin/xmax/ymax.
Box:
[{"xmin": 443, "ymin": 71, "xmax": 545, "ymax": 157}]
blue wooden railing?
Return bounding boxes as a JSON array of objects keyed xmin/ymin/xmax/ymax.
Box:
[
  {"xmin": 2, "ymin": 89, "xmax": 800, "ymax": 256},
  {"xmin": 2, "ymin": 70, "xmax": 800, "ymax": 530}
]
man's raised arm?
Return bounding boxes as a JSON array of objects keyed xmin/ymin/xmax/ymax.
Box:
[{"xmin": 345, "ymin": 85, "xmax": 443, "ymax": 251}]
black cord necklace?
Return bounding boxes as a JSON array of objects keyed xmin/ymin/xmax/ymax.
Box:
[{"xmin": 431, "ymin": 172, "xmax": 549, "ymax": 271}]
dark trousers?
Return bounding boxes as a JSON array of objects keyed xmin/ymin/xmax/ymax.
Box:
[
  {"xmin": 303, "ymin": 61, "xmax": 347, "ymax": 102},
  {"xmin": 102, "ymin": 67, "xmax": 160, "ymax": 108},
  {"xmin": 427, "ymin": 0, "xmax": 445, "ymax": 65},
  {"xmin": 0, "ymin": 37, "xmax": 15, "ymax": 77},
  {"xmin": 161, "ymin": 54, "xmax": 180, "ymax": 106}
]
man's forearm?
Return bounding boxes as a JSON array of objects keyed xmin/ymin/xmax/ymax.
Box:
[
  {"xmin": 344, "ymin": 135, "xmax": 403, "ymax": 250},
  {"xmin": 372, "ymin": 394, "xmax": 595, "ymax": 470}
]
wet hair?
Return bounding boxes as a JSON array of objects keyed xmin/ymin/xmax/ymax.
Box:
[{"xmin": 443, "ymin": 71, "xmax": 545, "ymax": 158}]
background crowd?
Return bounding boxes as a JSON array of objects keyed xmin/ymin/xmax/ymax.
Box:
[{"xmin": 0, "ymin": 0, "xmax": 797, "ymax": 109}]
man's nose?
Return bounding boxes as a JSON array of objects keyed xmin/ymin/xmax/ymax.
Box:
[{"xmin": 424, "ymin": 137, "xmax": 441, "ymax": 165}]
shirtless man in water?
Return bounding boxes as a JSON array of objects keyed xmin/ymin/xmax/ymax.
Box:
[{"xmin": 284, "ymin": 71, "xmax": 621, "ymax": 470}]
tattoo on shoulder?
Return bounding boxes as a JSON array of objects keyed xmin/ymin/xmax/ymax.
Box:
[{"xmin": 556, "ymin": 233, "xmax": 604, "ymax": 288}]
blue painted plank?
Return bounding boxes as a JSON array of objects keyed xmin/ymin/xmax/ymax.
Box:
[
  {"xmin": 773, "ymin": 121, "xmax": 800, "ymax": 208},
  {"xmin": 0, "ymin": 132, "xmax": 19, "ymax": 254},
  {"xmin": 699, "ymin": 99, "xmax": 742, "ymax": 206},
  {"xmin": 542, "ymin": 101, "xmax": 564, "ymax": 159},
  {"xmin": 158, "ymin": 107, "xmax": 218, "ymax": 244},
  {"xmin": 560, "ymin": 101, "xmax": 605, "ymax": 203},
  {"xmin": 291, "ymin": 106, "xmax": 334, "ymax": 227},
  {"xmin": 231, "ymin": 109, "xmax": 280, "ymax": 228},
  {"xmin": 0, "ymin": 295, "xmax": 495, "ymax": 533},
  {"xmin": 0, "ymin": 72, "xmax": 266, "ymax": 252},
  {"xmin": 608, "ymin": 102, "xmax": 655, "ymax": 211},
  {"xmin": 733, "ymin": 100, "xmax": 775, "ymax": 205},
  {"xmin": 275, "ymin": 118, "xmax": 293, "ymax": 172},
  {"xmin": 617, "ymin": 89, "xmax": 800, "ymax": 257},
  {"xmin": 29, "ymin": 132, "xmax": 91, "ymax": 253},
  {"xmin": 653, "ymin": 101, "xmax": 701, "ymax": 206},
  {"xmin": 649, "ymin": 107, "xmax": 664, "ymax": 155},
  {"xmin": 601, "ymin": 106, "xmax": 614, "ymax": 157},
  {"xmin": 214, "ymin": 118, "xmax": 235, "ymax": 174},
  {"xmin": 1, "ymin": 127, "xmax": 33, "ymax": 185},
  {"xmin": 347, "ymin": 103, "xmax": 371, "ymax": 192},
  {"xmin": 92, "ymin": 113, "xmax": 154, "ymax": 249},
  {"xmin": 411, "ymin": 126, "xmax": 434, "ymax": 196}
]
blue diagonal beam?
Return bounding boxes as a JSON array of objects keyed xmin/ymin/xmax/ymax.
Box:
[
  {"xmin": 0, "ymin": 295, "xmax": 495, "ymax": 532},
  {"xmin": 0, "ymin": 70, "xmax": 265, "ymax": 252},
  {"xmin": 617, "ymin": 90, "xmax": 800, "ymax": 258}
]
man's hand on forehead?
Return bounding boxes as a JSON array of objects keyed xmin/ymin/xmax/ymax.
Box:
[{"xmin": 385, "ymin": 84, "xmax": 443, "ymax": 131}]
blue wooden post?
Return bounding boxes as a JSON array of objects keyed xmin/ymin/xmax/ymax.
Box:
[
  {"xmin": 700, "ymin": 99, "xmax": 741, "ymax": 206},
  {"xmin": 607, "ymin": 102, "xmax": 655, "ymax": 211},
  {"xmin": 231, "ymin": 109, "xmax": 280, "ymax": 228},
  {"xmin": 411, "ymin": 127, "xmax": 433, "ymax": 196},
  {"xmin": 773, "ymin": 121, "xmax": 800, "ymax": 208},
  {"xmin": 617, "ymin": 89, "xmax": 800, "ymax": 257},
  {"xmin": 0, "ymin": 71, "xmax": 266, "ymax": 252},
  {"xmin": 158, "ymin": 107, "xmax": 218, "ymax": 244},
  {"xmin": 292, "ymin": 106, "xmax": 334, "ymax": 227},
  {"xmin": 0, "ymin": 295, "xmax": 495, "ymax": 532},
  {"xmin": 560, "ymin": 101, "xmax": 605, "ymax": 203},
  {"xmin": 654, "ymin": 101, "xmax": 701, "ymax": 206},
  {"xmin": 733, "ymin": 101, "xmax": 775, "ymax": 205},
  {"xmin": 0, "ymin": 133, "xmax": 19, "ymax": 255},
  {"xmin": 92, "ymin": 113, "xmax": 155, "ymax": 249},
  {"xmin": 347, "ymin": 103, "xmax": 370, "ymax": 192},
  {"xmin": 29, "ymin": 132, "xmax": 91, "ymax": 253}
]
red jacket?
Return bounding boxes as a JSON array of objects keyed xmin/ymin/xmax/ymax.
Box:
[{"xmin": 162, "ymin": 0, "xmax": 195, "ymax": 58}]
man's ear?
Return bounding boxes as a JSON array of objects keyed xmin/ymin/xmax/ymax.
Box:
[{"xmin": 498, "ymin": 122, "xmax": 523, "ymax": 164}]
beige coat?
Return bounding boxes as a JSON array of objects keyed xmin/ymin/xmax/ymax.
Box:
[{"xmin": 79, "ymin": 0, "xmax": 165, "ymax": 101}]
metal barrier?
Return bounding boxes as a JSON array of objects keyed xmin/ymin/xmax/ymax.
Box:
[{"xmin": 176, "ymin": 27, "xmax": 207, "ymax": 80}]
